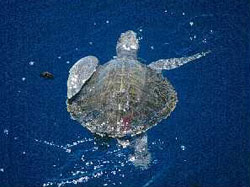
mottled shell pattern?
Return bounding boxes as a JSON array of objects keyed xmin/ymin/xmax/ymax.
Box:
[
  {"xmin": 67, "ymin": 31, "xmax": 177, "ymax": 138},
  {"xmin": 67, "ymin": 61, "xmax": 177, "ymax": 138}
]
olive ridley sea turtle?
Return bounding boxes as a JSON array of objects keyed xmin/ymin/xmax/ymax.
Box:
[{"xmin": 66, "ymin": 30, "xmax": 210, "ymax": 167}]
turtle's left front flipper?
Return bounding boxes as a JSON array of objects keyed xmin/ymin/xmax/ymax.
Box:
[
  {"xmin": 67, "ymin": 56, "xmax": 99, "ymax": 99},
  {"xmin": 148, "ymin": 50, "xmax": 211, "ymax": 71}
]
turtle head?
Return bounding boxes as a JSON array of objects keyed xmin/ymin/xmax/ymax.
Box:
[{"xmin": 116, "ymin": 30, "xmax": 139, "ymax": 60}]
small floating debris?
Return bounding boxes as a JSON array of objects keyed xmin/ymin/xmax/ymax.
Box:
[
  {"xmin": 58, "ymin": 56, "xmax": 62, "ymax": 59},
  {"xmin": 189, "ymin": 21, "xmax": 194, "ymax": 26},
  {"xmin": 93, "ymin": 22, "xmax": 97, "ymax": 26},
  {"xmin": 66, "ymin": 61, "xmax": 70, "ymax": 64},
  {"xmin": 106, "ymin": 20, "xmax": 109, "ymax": 24},
  {"xmin": 89, "ymin": 41, "xmax": 93, "ymax": 45},
  {"xmin": 40, "ymin": 71, "xmax": 54, "ymax": 79},
  {"xmin": 182, "ymin": 12, "xmax": 185, "ymax": 16},
  {"xmin": 22, "ymin": 77, "xmax": 26, "ymax": 81},
  {"xmin": 164, "ymin": 10, "xmax": 168, "ymax": 13},
  {"xmin": 180, "ymin": 145, "xmax": 186, "ymax": 150},
  {"xmin": 150, "ymin": 46, "xmax": 154, "ymax": 50},
  {"xmin": 0, "ymin": 168, "xmax": 4, "ymax": 172}
]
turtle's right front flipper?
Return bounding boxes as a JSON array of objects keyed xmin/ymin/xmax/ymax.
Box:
[
  {"xmin": 148, "ymin": 50, "xmax": 211, "ymax": 72},
  {"xmin": 67, "ymin": 56, "xmax": 99, "ymax": 99}
]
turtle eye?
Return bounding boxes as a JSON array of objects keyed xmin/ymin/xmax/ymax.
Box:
[{"xmin": 122, "ymin": 44, "xmax": 131, "ymax": 50}]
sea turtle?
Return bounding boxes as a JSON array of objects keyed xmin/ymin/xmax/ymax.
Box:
[{"xmin": 66, "ymin": 30, "xmax": 210, "ymax": 167}]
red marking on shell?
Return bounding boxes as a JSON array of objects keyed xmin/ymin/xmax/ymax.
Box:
[{"xmin": 122, "ymin": 115, "xmax": 132, "ymax": 131}]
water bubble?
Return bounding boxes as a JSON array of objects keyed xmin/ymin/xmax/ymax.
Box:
[
  {"xmin": 180, "ymin": 145, "xmax": 186, "ymax": 150},
  {"xmin": 4, "ymin": 129, "xmax": 9, "ymax": 135},
  {"xmin": 29, "ymin": 61, "xmax": 35, "ymax": 66}
]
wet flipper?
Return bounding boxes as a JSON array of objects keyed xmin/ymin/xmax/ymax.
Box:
[
  {"xmin": 148, "ymin": 50, "xmax": 211, "ymax": 71},
  {"xmin": 67, "ymin": 56, "xmax": 99, "ymax": 99}
]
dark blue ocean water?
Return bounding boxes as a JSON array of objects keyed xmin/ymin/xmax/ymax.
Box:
[{"xmin": 1, "ymin": 0, "xmax": 250, "ymax": 186}]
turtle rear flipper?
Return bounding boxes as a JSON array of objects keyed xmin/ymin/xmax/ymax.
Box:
[
  {"xmin": 129, "ymin": 134, "xmax": 151, "ymax": 169},
  {"xmin": 67, "ymin": 56, "xmax": 99, "ymax": 99}
]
